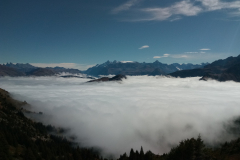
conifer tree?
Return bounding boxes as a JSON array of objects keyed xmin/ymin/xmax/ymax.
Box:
[
  {"xmin": 129, "ymin": 148, "xmax": 135, "ymax": 160},
  {"xmin": 194, "ymin": 135, "xmax": 205, "ymax": 160},
  {"xmin": 140, "ymin": 146, "xmax": 144, "ymax": 158}
]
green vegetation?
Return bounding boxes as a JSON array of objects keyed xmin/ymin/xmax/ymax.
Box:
[{"xmin": 1, "ymin": 88, "xmax": 240, "ymax": 160}]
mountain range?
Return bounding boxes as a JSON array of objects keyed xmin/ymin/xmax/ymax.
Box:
[
  {"xmin": 169, "ymin": 54, "xmax": 240, "ymax": 82},
  {"xmin": 1, "ymin": 55, "xmax": 240, "ymax": 82},
  {"xmin": 0, "ymin": 63, "xmax": 82, "ymax": 76},
  {"xmin": 83, "ymin": 60, "xmax": 208, "ymax": 76},
  {"xmin": 0, "ymin": 61, "xmax": 208, "ymax": 77},
  {"xmin": 0, "ymin": 65, "xmax": 26, "ymax": 77}
]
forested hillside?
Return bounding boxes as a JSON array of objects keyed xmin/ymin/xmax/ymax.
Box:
[{"xmin": 0, "ymin": 88, "xmax": 103, "ymax": 160}]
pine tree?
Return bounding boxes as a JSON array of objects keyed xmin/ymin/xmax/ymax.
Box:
[
  {"xmin": 129, "ymin": 148, "xmax": 135, "ymax": 160},
  {"xmin": 194, "ymin": 135, "xmax": 205, "ymax": 160},
  {"xmin": 140, "ymin": 146, "xmax": 144, "ymax": 159}
]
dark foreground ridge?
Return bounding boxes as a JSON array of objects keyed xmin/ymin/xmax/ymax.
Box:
[
  {"xmin": 0, "ymin": 88, "xmax": 103, "ymax": 160},
  {"xmin": 88, "ymin": 74, "xmax": 127, "ymax": 82},
  {"xmin": 169, "ymin": 54, "xmax": 240, "ymax": 82},
  {"xmin": 60, "ymin": 75, "xmax": 95, "ymax": 79},
  {"xmin": 1, "ymin": 88, "xmax": 240, "ymax": 160}
]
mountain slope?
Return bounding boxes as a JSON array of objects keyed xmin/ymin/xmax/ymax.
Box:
[
  {"xmin": 1, "ymin": 63, "xmax": 82, "ymax": 76},
  {"xmin": 26, "ymin": 68, "xmax": 56, "ymax": 76},
  {"xmin": 46, "ymin": 67, "xmax": 82, "ymax": 74},
  {"xmin": 200, "ymin": 62, "xmax": 240, "ymax": 82},
  {"xmin": 0, "ymin": 65, "xmax": 25, "ymax": 77},
  {"xmin": 169, "ymin": 55, "xmax": 240, "ymax": 82},
  {"xmin": 0, "ymin": 88, "xmax": 104, "ymax": 160},
  {"xmin": 88, "ymin": 74, "xmax": 127, "ymax": 82}
]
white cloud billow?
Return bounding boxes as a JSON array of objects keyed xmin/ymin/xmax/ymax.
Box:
[
  {"xmin": 139, "ymin": 1, "xmax": 202, "ymax": 21},
  {"xmin": 139, "ymin": 45, "xmax": 149, "ymax": 49},
  {"xmin": 197, "ymin": 0, "xmax": 240, "ymax": 11},
  {"xmin": 1, "ymin": 76, "xmax": 240, "ymax": 157},
  {"xmin": 200, "ymin": 48, "xmax": 211, "ymax": 51},
  {"xmin": 153, "ymin": 56, "xmax": 161, "ymax": 59}
]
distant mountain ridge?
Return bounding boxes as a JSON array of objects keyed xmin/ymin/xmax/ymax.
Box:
[
  {"xmin": 4, "ymin": 62, "xmax": 37, "ymax": 73},
  {"xmin": 0, "ymin": 65, "xmax": 26, "ymax": 77},
  {"xmin": 169, "ymin": 54, "xmax": 240, "ymax": 82},
  {"xmin": 1, "ymin": 63, "xmax": 82, "ymax": 76},
  {"xmin": 83, "ymin": 60, "xmax": 208, "ymax": 76}
]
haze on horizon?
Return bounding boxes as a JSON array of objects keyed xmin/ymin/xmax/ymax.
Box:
[{"xmin": 0, "ymin": 76, "xmax": 240, "ymax": 157}]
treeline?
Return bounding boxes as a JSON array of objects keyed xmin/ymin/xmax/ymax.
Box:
[
  {"xmin": 118, "ymin": 135, "xmax": 240, "ymax": 160},
  {"xmin": 1, "ymin": 87, "xmax": 240, "ymax": 160}
]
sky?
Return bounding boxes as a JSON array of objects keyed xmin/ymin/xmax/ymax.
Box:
[
  {"xmin": 1, "ymin": 76, "xmax": 240, "ymax": 157},
  {"xmin": 1, "ymin": 0, "xmax": 240, "ymax": 70}
]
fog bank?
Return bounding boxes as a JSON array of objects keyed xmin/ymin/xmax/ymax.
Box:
[{"xmin": 0, "ymin": 76, "xmax": 240, "ymax": 156}]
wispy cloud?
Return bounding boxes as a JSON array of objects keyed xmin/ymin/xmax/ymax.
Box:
[
  {"xmin": 139, "ymin": 1, "xmax": 202, "ymax": 21},
  {"xmin": 181, "ymin": 55, "xmax": 188, "ymax": 58},
  {"xmin": 112, "ymin": 0, "xmax": 140, "ymax": 14},
  {"xmin": 185, "ymin": 52, "xmax": 199, "ymax": 54},
  {"xmin": 120, "ymin": 61, "xmax": 134, "ymax": 63},
  {"xmin": 113, "ymin": 0, "xmax": 240, "ymax": 21},
  {"xmin": 153, "ymin": 54, "xmax": 170, "ymax": 59},
  {"xmin": 163, "ymin": 54, "xmax": 170, "ymax": 57},
  {"xmin": 200, "ymin": 48, "xmax": 211, "ymax": 51},
  {"xmin": 197, "ymin": 0, "xmax": 240, "ymax": 11},
  {"xmin": 139, "ymin": 45, "xmax": 149, "ymax": 49},
  {"xmin": 170, "ymin": 16, "xmax": 182, "ymax": 22}
]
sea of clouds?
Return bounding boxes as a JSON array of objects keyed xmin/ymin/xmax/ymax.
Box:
[{"xmin": 0, "ymin": 76, "xmax": 240, "ymax": 157}]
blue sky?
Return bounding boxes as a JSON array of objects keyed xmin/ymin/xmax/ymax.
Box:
[{"xmin": 1, "ymin": 0, "xmax": 240, "ymax": 70}]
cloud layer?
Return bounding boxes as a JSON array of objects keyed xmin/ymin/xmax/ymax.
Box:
[
  {"xmin": 113, "ymin": 0, "xmax": 240, "ymax": 21},
  {"xmin": 1, "ymin": 76, "xmax": 240, "ymax": 157}
]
